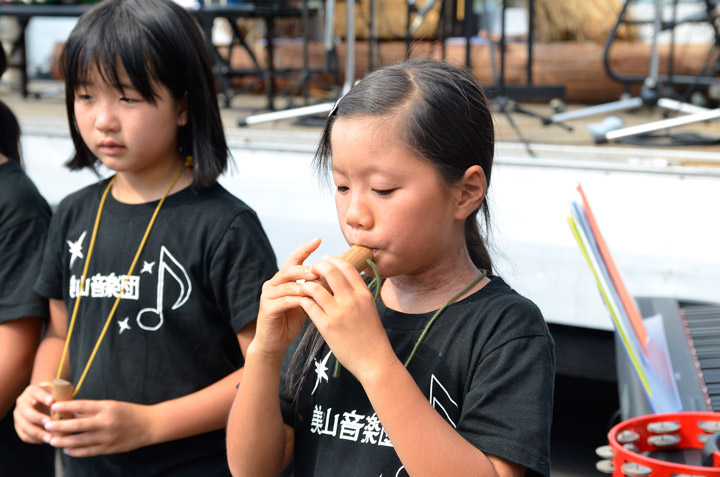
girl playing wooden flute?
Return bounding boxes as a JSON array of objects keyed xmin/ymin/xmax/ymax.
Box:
[{"xmin": 227, "ymin": 59, "xmax": 555, "ymax": 477}]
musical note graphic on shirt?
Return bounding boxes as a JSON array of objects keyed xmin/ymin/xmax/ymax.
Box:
[
  {"xmin": 429, "ymin": 374, "xmax": 459, "ymax": 428},
  {"xmin": 393, "ymin": 465, "xmax": 409, "ymax": 477},
  {"xmin": 136, "ymin": 246, "xmax": 191, "ymax": 331}
]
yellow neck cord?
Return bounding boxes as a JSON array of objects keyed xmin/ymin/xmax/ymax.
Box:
[{"xmin": 57, "ymin": 158, "xmax": 192, "ymax": 397}]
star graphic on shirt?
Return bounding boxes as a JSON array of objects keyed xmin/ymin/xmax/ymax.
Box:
[
  {"xmin": 118, "ymin": 317, "xmax": 131, "ymax": 334},
  {"xmin": 66, "ymin": 231, "xmax": 87, "ymax": 269},
  {"xmin": 311, "ymin": 350, "xmax": 333, "ymax": 395},
  {"xmin": 140, "ymin": 261, "xmax": 155, "ymax": 274}
]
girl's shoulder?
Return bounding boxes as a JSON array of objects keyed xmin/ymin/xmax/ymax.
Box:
[
  {"xmin": 188, "ymin": 182, "xmax": 252, "ymax": 211},
  {"xmin": 54, "ymin": 179, "xmax": 112, "ymax": 214},
  {"xmin": 53, "ymin": 181, "xmax": 253, "ymax": 219},
  {"xmin": 0, "ymin": 161, "xmax": 51, "ymax": 227},
  {"xmin": 473, "ymin": 276, "xmax": 541, "ymax": 312},
  {"xmin": 460, "ymin": 275, "xmax": 550, "ymax": 338},
  {"xmin": 379, "ymin": 275, "xmax": 547, "ymax": 335},
  {"xmin": 166, "ymin": 183, "xmax": 269, "ymax": 234},
  {"xmin": 48, "ymin": 181, "xmax": 112, "ymax": 235}
]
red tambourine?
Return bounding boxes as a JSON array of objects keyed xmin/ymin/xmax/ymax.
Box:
[{"xmin": 595, "ymin": 412, "xmax": 720, "ymax": 476}]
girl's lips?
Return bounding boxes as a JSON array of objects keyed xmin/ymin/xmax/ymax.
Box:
[
  {"xmin": 98, "ymin": 141, "xmax": 124, "ymax": 155},
  {"xmin": 353, "ymin": 244, "xmax": 378, "ymax": 254}
]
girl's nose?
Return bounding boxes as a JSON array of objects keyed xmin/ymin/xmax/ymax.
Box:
[
  {"xmin": 344, "ymin": 192, "xmax": 373, "ymax": 230},
  {"xmin": 94, "ymin": 103, "xmax": 119, "ymax": 132}
]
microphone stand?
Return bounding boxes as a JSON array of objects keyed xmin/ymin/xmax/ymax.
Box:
[{"xmin": 237, "ymin": 0, "xmax": 356, "ymax": 126}]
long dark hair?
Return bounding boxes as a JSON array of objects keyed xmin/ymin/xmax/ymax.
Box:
[
  {"xmin": 0, "ymin": 101, "xmax": 22, "ymax": 167},
  {"xmin": 61, "ymin": 0, "xmax": 228, "ymax": 188},
  {"xmin": 0, "ymin": 45, "xmax": 22, "ymax": 167},
  {"xmin": 285, "ymin": 58, "xmax": 495, "ymax": 406},
  {"xmin": 0, "ymin": 44, "xmax": 6, "ymax": 77}
]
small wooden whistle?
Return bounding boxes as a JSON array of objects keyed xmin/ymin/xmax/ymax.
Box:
[
  {"xmin": 338, "ymin": 245, "xmax": 373, "ymax": 272},
  {"xmin": 51, "ymin": 378, "xmax": 74, "ymax": 421},
  {"xmin": 315, "ymin": 245, "xmax": 373, "ymax": 290}
]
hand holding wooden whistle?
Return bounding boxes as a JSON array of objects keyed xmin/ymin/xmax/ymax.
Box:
[
  {"xmin": 51, "ymin": 378, "xmax": 74, "ymax": 421},
  {"xmin": 314, "ymin": 245, "xmax": 373, "ymax": 290}
]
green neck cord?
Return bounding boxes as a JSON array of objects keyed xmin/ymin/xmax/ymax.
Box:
[{"xmin": 333, "ymin": 264, "xmax": 488, "ymax": 377}]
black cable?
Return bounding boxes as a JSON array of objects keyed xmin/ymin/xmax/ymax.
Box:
[{"xmin": 607, "ymin": 408, "xmax": 622, "ymax": 432}]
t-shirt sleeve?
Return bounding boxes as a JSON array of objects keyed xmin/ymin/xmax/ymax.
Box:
[
  {"xmin": 0, "ymin": 217, "xmax": 50, "ymax": 323},
  {"xmin": 209, "ymin": 211, "xmax": 277, "ymax": 334},
  {"xmin": 33, "ymin": 210, "xmax": 66, "ymax": 302},
  {"xmin": 458, "ymin": 313, "xmax": 555, "ymax": 476}
]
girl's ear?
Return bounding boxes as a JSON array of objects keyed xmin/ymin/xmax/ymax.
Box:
[
  {"xmin": 177, "ymin": 93, "xmax": 188, "ymax": 127},
  {"xmin": 454, "ymin": 165, "xmax": 486, "ymax": 220}
]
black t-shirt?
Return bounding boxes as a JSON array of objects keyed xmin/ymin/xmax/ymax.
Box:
[
  {"xmin": 281, "ymin": 276, "xmax": 555, "ymax": 477},
  {"xmin": 35, "ymin": 179, "xmax": 277, "ymax": 476},
  {"xmin": 0, "ymin": 160, "xmax": 51, "ymax": 323},
  {"xmin": 0, "ymin": 160, "xmax": 55, "ymax": 475}
]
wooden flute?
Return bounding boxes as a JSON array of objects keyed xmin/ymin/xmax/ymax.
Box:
[
  {"xmin": 51, "ymin": 378, "xmax": 74, "ymax": 421},
  {"xmin": 337, "ymin": 245, "xmax": 373, "ymax": 272},
  {"xmin": 314, "ymin": 245, "xmax": 373, "ymax": 289}
]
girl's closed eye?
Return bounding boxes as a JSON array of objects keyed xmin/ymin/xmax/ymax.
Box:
[
  {"xmin": 120, "ymin": 95, "xmax": 141, "ymax": 104},
  {"xmin": 373, "ymin": 188, "xmax": 395, "ymax": 197},
  {"xmin": 75, "ymin": 91, "xmax": 93, "ymax": 102},
  {"xmin": 336, "ymin": 185, "xmax": 349, "ymax": 193}
]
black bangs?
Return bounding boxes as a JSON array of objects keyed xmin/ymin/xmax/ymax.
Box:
[{"xmin": 63, "ymin": 4, "xmax": 162, "ymax": 103}]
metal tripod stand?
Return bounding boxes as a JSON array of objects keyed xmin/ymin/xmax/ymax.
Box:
[
  {"xmin": 237, "ymin": 0, "xmax": 355, "ymax": 126},
  {"xmin": 481, "ymin": 0, "xmax": 567, "ymax": 157},
  {"xmin": 546, "ymin": 0, "xmax": 720, "ymax": 144}
]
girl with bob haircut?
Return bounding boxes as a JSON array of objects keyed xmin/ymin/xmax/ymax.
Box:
[
  {"xmin": 14, "ymin": 1, "xmax": 277, "ymax": 475},
  {"xmin": 63, "ymin": 0, "xmax": 227, "ymax": 186},
  {"xmin": 227, "ymin": 59, "xmax": 554, "ymax": 476}
]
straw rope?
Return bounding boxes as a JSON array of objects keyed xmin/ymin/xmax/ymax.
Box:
[{"xmin": 534, "ymin": 0, "xmax": 637, "ymax": 43}]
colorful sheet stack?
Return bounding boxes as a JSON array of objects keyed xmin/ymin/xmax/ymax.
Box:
[{"xmin": 568, "ymin": 184, "xmax": 682, "ymax": 414}]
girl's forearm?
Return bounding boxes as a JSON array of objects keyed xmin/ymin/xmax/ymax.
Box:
[
  {"xmin": 0, "ymin": 318, "xmax": 43, "ymax": 418},
  {"xmin": 144, "ymin": 367, "xmax": 245, "ymax": 445},
  {"xmin": 33, "ymin": 298, "xmax": 69, "ymax": 383},
  {"xmin": 144, "ymin": 324, "xmax": 258, "ymax": 446},
  {"xmin": 227, "ymin": 344, "xmax": 290, "ymax": 477},
  {"xmin": 31, "ymin": 335, "xmax": 66, "ymax": 384},
  {"xmin": 361, "ymin": 360, "xmax": 502, "ymax": 477}
]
